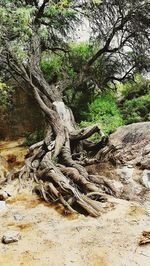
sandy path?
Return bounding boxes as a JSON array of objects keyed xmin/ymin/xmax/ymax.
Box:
[{"xmin": 0, "ymin": 191, "xmax": 150, "ymax": 266}]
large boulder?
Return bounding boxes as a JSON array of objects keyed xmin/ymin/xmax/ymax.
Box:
[
  {"xmin": 108, "ymin": 122, "xmax": 150, "ymax": 169},
  {"xmin": 107, "ymin": 122, "xmax": 150, "ymax": 198},
  {"xmin": 88, "ymin": 122, "xmax": 150, "ymax": 201}
]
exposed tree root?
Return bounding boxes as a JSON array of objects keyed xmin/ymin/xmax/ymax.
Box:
[
  {"xmin": 0, "ymin": 47, "xmax": 117, "ymax": 216},
  {"xmin": 5, "ymin": 121, "xmax": 119, "ymax": 217},
  {"xmin": 3, "ymin": 91, "xmax": 117, "ymax": 216}
]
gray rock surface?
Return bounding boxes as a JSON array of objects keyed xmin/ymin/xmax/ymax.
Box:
[
  {"xmin": 89, "ymin": 122, "xmax": 150, "ymax": 200},
  {"xmin": 141, "ymin": 170, "xmax": 150, "ymax": 188},
  {"xmin": 14, "ymin": 214, "xmax": 24, "ymax": 221},
  {"xmin": 2, "ymin": 231, "xmax": 21, "ymax": 244},
  {"xmin": 108, "ymin": 122, "xmax": 150, "ymax": 168},
  {"xmin": 116, "ymin": 165, "xmax": 134, "ymax": 183}
]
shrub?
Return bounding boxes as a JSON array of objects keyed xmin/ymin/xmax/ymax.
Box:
[
  {"xmin": 118, "ymin": 74, "xmax": 150, "ymax": 100},
  {"xmin": 119, "ymin": 75, "xmax": 150, "ymax": 124},
  {"xmin": 41, "ymin": 54, "xmax": 63, "ymax": 83},
  {"xmin": 23, "ymin": 130, "xmax": 44, "ymax": 146},
  {"xmin": 0, "ymin": 80, "xmax": 14, "ymax": 109},
  {"xmin": 121, "ymin": 94, "xmax": 150, "ymax": 124},
  {"xmin": 80, "ymin": 93, "xmax": 124, "ymax": 135},
  {"xmin": 68, "ymin": 42, "xmax": 93, "ymax": 72}
]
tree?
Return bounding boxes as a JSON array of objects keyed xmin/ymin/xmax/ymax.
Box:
[{"xmin": 0, "ymin": 0, "xmax": 150, "ymax": 216}]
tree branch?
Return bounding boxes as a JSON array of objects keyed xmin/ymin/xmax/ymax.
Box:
[
  {"xmin": 35, "ymin": 0, "xmax": 49, "ymax": 23},
  {"xmin": 86, "ymin": 12, "xmax": 132, "ymax": 67},
  {"xmin": 110, "ymin": 65, "xmax": 136, "ymax": 82}
]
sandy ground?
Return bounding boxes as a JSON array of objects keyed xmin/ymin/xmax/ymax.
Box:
[
  {"xmin": 0, "ymin": 190, "xmax": 150, "ymax": 266},
  {"xmin": 0, "ymin": 139, "xmax": 28, "ymax": 171},
  {"xmin": 0, "ymin": 140, "xmax": 150, "ymax": 266}
]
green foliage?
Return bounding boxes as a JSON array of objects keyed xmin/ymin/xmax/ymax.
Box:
[
  {"xmin": 0, "ymin": 4, "xmax": 34, "ymax": 61},
  {"xmin": 41, "ymin": 54, "xmax": 63, "ymax": 82},
  {"xmin": 119, "ymin": 75, "xmax": 150, "ymax": 124},
  {"xmin": 41, "ymin": 42, "xmax": 94, "ymax": 83},
  {"xmin": 0, "ymin": 1, "xmax": 78, "ymax": 64},
  {"xmin": 79, "ymin": 75, "xmax": 150, "ymax": 135},
  {"xmin": 65, "ymin": 42, "xmax": 93, "ymax": 78},
  {"xmin": 45, "ymin": 1, "xmax": 77, "ymax": 18},
  {"xmin": 69, "ymin": 42, "xmax": 93, "ymax": 67},
  {"xmin": 80, "ymin": 93, "xmax": 124, "ymax": 135},
  {"xmin": 121, "ymin": 93, "xmax": 150, "ymax": 124},
  {"xmin": 118, "ymin": 74, "xmax": 150, "ymax": 100},
  {"xmin": 23, "ymin": 130, "xmax": 44, "ymax": 146},
  {"xmin": 0, "ymin": 6, "xmax": 33, "ymax": 36},
  {"xmin": 63, "ymin": 42, "xmax": 94, "ymax": 116},
  {"xmin": 0, "ymin": 80, "xmax": 14, "ymax": 109}
]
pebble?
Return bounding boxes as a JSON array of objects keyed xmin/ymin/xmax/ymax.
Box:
[
  {"xmin": 2, "ymin": 231, "xmax": 21, "ymax": 244},
  {"xmin": 0, "ymin": 190, "xmax": 9, "ymax": 200},
  {"xmin": 14, "ymin": 214, "xmax": 24, "ymax": 221}
]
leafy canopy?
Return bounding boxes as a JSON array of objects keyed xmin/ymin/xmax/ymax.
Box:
[{"xmin": 0, "ymin": 0, "xmax": 150, "ymax": 94}]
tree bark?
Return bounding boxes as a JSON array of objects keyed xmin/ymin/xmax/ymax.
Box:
[
  {"xmin": 4, "ymin": 26, "xmax": 114, "ymax": 217},
  {"xmin": 6, "ymin": 67, "xmax": 115, "ymax": 216}
]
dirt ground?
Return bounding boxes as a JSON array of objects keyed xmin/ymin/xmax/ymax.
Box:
[
  {"xmin": 0, "ymin": 140, "xmax": 150, "ymax": 266},
  {"xmin": 0, "ymin": 189, "xmax": 150, "ymax": 266}
]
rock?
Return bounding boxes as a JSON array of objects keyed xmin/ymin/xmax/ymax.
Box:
[
  {"xmin": 107, "ymin": 180, "xmax": 124, "ymax": 197},
  {"xmin": 140, "ymin": 143, "xmax": 150, "ymax": 169},
  {"xmin": 108, "ymin": 122, "xmax": 150, "ymax": 169},
  {"xmin": 0, "ymin": 190, "xmax": 9, "ymax": 200},
  {"xmin": 0, "ymin": 187, "xmax": 11, "ymax": 200},
  {"xmin": 2, "ymin": 231, "xmax": 21, "ymax": 244},
  {"xmin": 141, "ymin": 170, "xmax": 150, "ymax": 189},
  {"xmin": 14, "ymin": 214, "xmax": 24, "ymax": 221},
  {"xmin": 116, "ymin": 165, "xmax": 134, "ymax": 183},
  {"xmin": 91, "ymin": 123, "xmax": 150, "ymax": 200},
  {"xmin": 0, "ymin": 156, "xmax": 8, "ymax": 184}
]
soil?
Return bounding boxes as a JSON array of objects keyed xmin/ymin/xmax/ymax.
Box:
[
  {"xmin": 0, "ymin": 139, "xmax": 28, "ymax": 171},
  {"xmin": 0, "ymin": 140, "xmax": 150, "ymax": 266},
  {"xmin": 1, "ymin": 191, "xmax": 150, "ymax": 266}
]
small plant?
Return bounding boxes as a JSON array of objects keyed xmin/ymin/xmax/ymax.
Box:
[
  {"xmin": 23, "ymin": 130, "xmax": 44, "ymax": 146},
  {"xmin": 118, "ymin": 74, "xmax": 150, "ymax": 100},
  {"xmin": 118, "ymin": 75, "xmax": 150, "ymax": 124},
  {"xmin": 79, "ymin": 92, "xmax": 124, "ymax": 135},
  {"xmin": 41, "ymin": 54, "xmax": 63, "ymax": 83},
  {"xmin": 121, "ymin": 94, "xmax": 150, "ymax": 124},
  {"xmin": 0, "ymin": 80, "xmax": 14, "ymax": 109}
]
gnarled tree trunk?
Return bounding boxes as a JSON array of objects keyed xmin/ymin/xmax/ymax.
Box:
[
  {"xmin": 7, "ymin": 69, "xmax": 114, "ymax": 216},
  {"xmin": 4, "ymin": 28, "xmax": 113, "ymax": 217}
]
